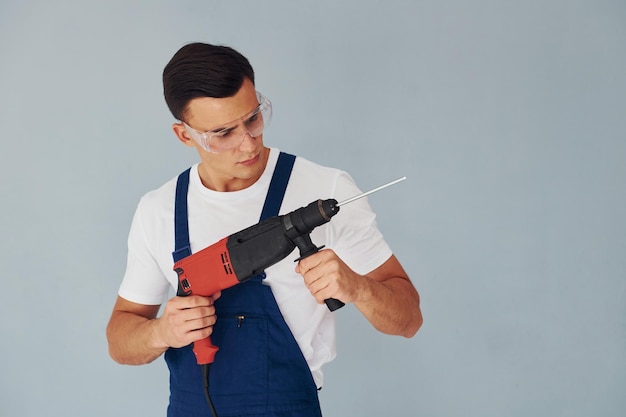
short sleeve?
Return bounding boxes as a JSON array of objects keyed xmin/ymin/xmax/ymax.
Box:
[
  {"xmin": 118, "ymin": 199, "xmax": 171, "ymax": 305},
  {"xmin": 327, "ymin": 171, "xmax": 393, "ymax": 275}
]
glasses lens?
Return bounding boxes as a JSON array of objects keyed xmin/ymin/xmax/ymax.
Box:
[
  {"xmin": 189, "ymin": 92, "xmax": 272, "ymax": 153},
  {"xmin": 246, "ymin": 100, "xmax": 271, "ymax": 138},
  {"xmin": 209, "ymin": 95, "xmax": 272, "ymax": 152}
]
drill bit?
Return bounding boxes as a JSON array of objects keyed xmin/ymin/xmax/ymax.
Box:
[{"xmin": 337, "ymin": 176, "xmax": 406, "ymax": 207}]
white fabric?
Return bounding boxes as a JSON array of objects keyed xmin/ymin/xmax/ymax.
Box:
[{"xmin": 118, "ymin": 147, "xmax": 392, "ymax": 387}]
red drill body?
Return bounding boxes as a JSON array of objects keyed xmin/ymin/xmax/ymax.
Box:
[{"xmin": 173, "ymin": 237, "xmax": 239, "ymax": 364}]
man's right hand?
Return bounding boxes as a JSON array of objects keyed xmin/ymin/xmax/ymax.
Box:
[
  {"xmin": 106, "ymin": 292, "xmax": 221, "ymax": 365},
  {"xmin": 154, "ymin": 292, "xmax": 221, "ymax": 349}
]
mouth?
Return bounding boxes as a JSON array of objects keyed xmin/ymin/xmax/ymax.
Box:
[{"xmin": 239, "ymin": 153, "xmax": 260, "ymax": 166}]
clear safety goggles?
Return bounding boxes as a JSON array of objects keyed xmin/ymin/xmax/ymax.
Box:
[{"xmin": 182, "ymin": 92, "xmax": 272, "ymax": 153}]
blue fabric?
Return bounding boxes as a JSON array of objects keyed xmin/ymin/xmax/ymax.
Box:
[
  {"xmin": 166, "ymin": 153, "xmax": 322, "ymax": 417},
  {"xmin": 172, "ymin": 168, "xmax": 192, "ymax": 263},
  {"xmin": 260, "ymin": 152, "xmax": 295, "ymax": 221}
]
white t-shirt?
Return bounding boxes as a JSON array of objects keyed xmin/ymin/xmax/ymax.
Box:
[{"xmin": 118, "ymin": 148, "xmax": 392, "ymax": 387}]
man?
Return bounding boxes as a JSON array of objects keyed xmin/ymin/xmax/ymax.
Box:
[{"xmin": 107, "ymin": 42, "xmax": 422, "ymax": 417}]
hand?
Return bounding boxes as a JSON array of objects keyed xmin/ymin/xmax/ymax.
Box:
[
  {"xmin": 298, "ymin": 253, "xmax": 423, "ymax": 338},
  {"xmin": 295, "ymin": 249, "xmax": 361, "ymax": 305},
  {"xmin": 154, "ymin": 292, "xmax": 221, "ymax": 349}
]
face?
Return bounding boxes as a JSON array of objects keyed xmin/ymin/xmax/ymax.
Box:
[{"xmin": 172, "ymin": 78, "xmax": 270, "ymax": 192}]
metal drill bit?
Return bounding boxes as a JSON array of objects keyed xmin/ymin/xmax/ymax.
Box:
[{"xmin": 337, "ymin": 176, "xmax": 407, "ymax": 207}]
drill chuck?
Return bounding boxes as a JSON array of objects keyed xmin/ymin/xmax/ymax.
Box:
[{"xmin": 289, "ymin": 199, "xmax": 339, "ymax": 232}]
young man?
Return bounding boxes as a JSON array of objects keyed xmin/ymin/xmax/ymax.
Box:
[{"xmin": 107, "ymin": 42, "xmax": 422, "ymax": 417}]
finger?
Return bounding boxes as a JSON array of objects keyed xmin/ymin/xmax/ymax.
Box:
[
  {"xmin": 179, "ymin": 304, "xmax": 216, "ymax": 323},
  {"xmin": 174, "ymin": 295, "xmax": 213, "ymax": 309},
  {"xmin": 188, "ymin": 294, "xmax": 214, "ymax": 306},
  {"xmin": 191, "ymin": 326, "xmax": 215, "ymax": 341},
  {"xmin": 297, "ymin": 254, "xmax": 323, "ymax": 274},
  {"xmin": 301, "ymin": 266, "xmax": 326, "ymax": 287},
  {"xmin": 186, "ymin": 314, "xmax": 217, "ymax": 332},
  {"xmin": 310, "ymin": 272, "xmax": 340, "ymax": 296}
]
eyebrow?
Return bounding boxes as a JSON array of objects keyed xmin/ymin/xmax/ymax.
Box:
[
  {"xmin": 208, "ymin": 125, "xmax": 234, "ymax": 134},
  {"xmin": 204, "ymin": 104, "xmax": 261, "ymax": 134}
]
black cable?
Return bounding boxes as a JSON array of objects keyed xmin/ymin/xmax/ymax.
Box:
[{"xmin": 201, "ymin": 364, "xmax": 219, "ymax": 417}]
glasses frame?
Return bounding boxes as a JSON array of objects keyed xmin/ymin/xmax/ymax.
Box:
[{"xmin": 182, "ymin": 91, "xmax": 272, "ymax": 154}]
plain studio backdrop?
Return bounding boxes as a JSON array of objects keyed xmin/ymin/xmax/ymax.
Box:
[{"xmin": 1, "ymin": 1, "xmax": 624, "ymax": 416}]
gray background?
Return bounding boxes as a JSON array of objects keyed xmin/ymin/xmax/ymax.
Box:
[{"xmin": 1, "ymin": 1, "xmax": 624, "ymax": 416}]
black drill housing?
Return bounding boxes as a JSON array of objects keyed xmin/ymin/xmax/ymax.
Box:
[{"xmin": 225, "ymin": 198, "xmax": 344, "ymax": 311}]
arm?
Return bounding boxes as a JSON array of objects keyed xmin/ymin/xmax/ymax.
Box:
[
  {"xmin": 106, "ymin": 293, "xmax": 220, "ymax": 365},
  {"xmin": 296, "ymin": 251, "xmax": 422, "ymax": 338}
]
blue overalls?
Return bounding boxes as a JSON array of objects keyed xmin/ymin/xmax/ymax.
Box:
[{"xmin": 165, "ymin": 152, "xmax": 323, "ymax": 417}]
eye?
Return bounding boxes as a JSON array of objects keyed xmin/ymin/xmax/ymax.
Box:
[
  {"xmin": 213, "ymin": 128, "xmax": 235, "ymax": 138},
  {"xmin": 245, "ymin": 112, "xmax": 260, "ymax": 127}
]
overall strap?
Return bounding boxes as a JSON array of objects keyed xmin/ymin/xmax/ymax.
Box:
[
  {"xmin": 260, "ymin": 152, "xmax": 296, "ymax": 221},
  {"xmin": 171, "ymin": 152, "xmax": 296, "ymax": 263},
  {"xmin": 172, "ymin": 168, "xmax": 192, "ymax": 263}
]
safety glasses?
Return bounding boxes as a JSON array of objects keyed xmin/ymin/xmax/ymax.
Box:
[{"xmin": 182, "ymin": 92, "xmax": 272, "ymax": 153}]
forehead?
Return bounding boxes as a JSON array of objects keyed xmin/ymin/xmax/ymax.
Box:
[{"xmin": 185, "ymin": 78, "xmax": 258, "ymax": 129}]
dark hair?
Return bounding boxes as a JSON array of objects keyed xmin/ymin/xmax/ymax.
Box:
[{"xmin": 162, "ymin": 42, "xmax": 255, "ymax": 121}]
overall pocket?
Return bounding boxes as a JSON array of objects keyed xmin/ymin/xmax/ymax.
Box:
[{"xmin": 210, "ymin": 314, "xmax": 269, "ymax": 397}]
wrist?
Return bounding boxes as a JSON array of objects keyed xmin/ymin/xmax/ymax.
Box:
[
  {"xmin": 147, "ymin": 317, "xmax": 170, "ymax": 352},
  {"xmin": 352, "ymin": 273, "xmax": 374, "ymax": 304}
]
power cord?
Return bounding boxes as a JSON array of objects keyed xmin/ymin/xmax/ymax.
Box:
[{"xmin": 201, "ymin": 364, "xmax": 219, "ymax": 417}]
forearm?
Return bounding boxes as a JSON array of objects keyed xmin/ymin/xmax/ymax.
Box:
[
  {"xmin": 298, "ymin": 252, "xmax": 423, "ymax": 337},
  {"xmin": 353, "ymin": 274, "xmax": 422, "ymax": 338},
  {"xmin": 106, "ymin": 310, "xmax": 167, "ymax": 365}
]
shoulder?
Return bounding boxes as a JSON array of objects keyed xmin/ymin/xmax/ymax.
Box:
[
  {"xmin": 133, "ymin": 168, "xmax": 191, "ymax": 223},
  {"xmin": 291, "ymin": 153, "xmax": 342, "ymax": 177},
  {"xmin": 287, "ymin": 154, "xmax": 360, "ymax": 204}
]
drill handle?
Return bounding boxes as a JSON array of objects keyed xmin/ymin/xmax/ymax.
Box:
[
  {"xmin": 292, "ymin": 233, "xmax": 324, "ymax": 261},
  {"xmin": 293, "ymin": 237, "xmax": 346, "ymax": 312},
  {"xmin": 192, "ymin": 337, "xmax": 219, "ymax": 365},
  {"xmin": 324, "ymin": 298, "xmax": 345, "ymax": 311},
  {"xmin": 175, "ymin": 269, "xmax": 219, "ymax": 364}
]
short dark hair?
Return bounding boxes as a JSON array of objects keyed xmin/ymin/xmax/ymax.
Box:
[{"xmin": 162, "ymin": 42, "xmax": 255, "ymax": 121}]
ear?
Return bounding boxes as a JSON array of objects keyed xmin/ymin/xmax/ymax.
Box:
[{"xmin": 172, "ymin": 122, "xmax": 196, "ymax": 148}]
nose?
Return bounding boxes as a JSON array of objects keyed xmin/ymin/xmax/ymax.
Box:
[{"xmin": 238, "ymin": 130, "xmax": 258, "ymax": 151}]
